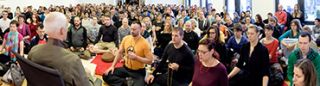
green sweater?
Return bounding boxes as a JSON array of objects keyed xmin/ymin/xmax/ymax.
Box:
[{"xmin": 287, "ymin": 48, "xmax": 320, "ymax": 86}]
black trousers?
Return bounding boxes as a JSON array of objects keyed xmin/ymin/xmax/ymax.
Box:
[
  {"xmin": 103, "ymin": 66, "xmax": 146, "ymax": 86},
  {"xmin": 0, "ymin": 54, "xmax": 11, "ymax": 64},
  {"xmin": 148, "ymin": 72, "xmax": 188, "ymax": 86},
  {"xmin": 229, "ymin": 70, "xmax": 262, "ymax": 86}
]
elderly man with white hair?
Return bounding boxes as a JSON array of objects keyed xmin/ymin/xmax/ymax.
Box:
[{"xmin": 27, "ymin": 12, "xmax": 90, "ymax": 86}]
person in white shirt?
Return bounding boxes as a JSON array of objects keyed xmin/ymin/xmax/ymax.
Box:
[
  {"xmin": 82, "ymin": 12, "xmax": 92, "ymax": 29},
  {"xmin": 87, "ymin": 16, "xmax": 101, "ymax": 43},
  {"xmin": 0, "ymin": 11, "xmax": 11, "ymax": 33}
]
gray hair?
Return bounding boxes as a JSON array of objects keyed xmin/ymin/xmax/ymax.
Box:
[{"xmin": 43, "ymin": 12, "xmax": 68, "ymax": 36}]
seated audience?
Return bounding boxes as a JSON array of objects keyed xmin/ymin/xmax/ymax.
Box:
[{"xmin": 287, "ymin": 32, "xmax": 320, "ymax": 86}]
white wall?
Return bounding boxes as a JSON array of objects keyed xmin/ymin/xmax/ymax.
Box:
[
  {"xmin": 191, "ymin": 0, "xmax": 200, "ymax": 7},
  {"xmin": 145, "ymin": 0, "xmax": 182, "ymax": 5},
  {"xmin": 252, "ymin": 0, "xmax": 275, "ymax": 19},
  {"xmin": 78, "ymin": 0, "xmax": 117, "ymax": 5},
  {"xmin": 208, "ymin": 0, "xmax": 225, "ymax": 13}
]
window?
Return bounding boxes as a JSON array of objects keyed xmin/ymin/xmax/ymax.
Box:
[
  {"xmin": 304, "ymin": 0, "xmax": 320, "ymax": 21},
  {"xmin": 227, "ymin": 0, "xmax": 235, "ymax": 19},
  {"xmin": 278, "ymin": 0, "xmax": 297, "ymax": 13},
  {"xmin": 191, "ymin": 0, "xmax": 200, "ymax": 7},
  {"xmin": 240, "ymin": 0, "xmax": 252, "ymax": 12}
]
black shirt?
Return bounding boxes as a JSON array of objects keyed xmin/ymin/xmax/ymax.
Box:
[
  {"xmin": 183, "ymin": 31, "xmax": 200, "ymax": 51},
  {"xmin": 236, "ymin": 42, "xmax": 270, "ymax": 86},
  {"xmin": 153, "ymin": 43, "xmax": 195, "ymax": 83},
  {"xmin": 95, "ymin": 25, "xmax": 118, "ymax": 44}
]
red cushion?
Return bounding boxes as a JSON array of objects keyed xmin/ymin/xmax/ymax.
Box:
[{"xmin": 91, "ymin": 53, "xmax": 123, "ymax": 75}]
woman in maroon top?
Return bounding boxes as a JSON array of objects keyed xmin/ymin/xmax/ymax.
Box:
[
  {"xmin": 191, "ymin": 38, "xmax": 228, "ymax": 86},
  {"xmin": 28, "ymin": 14, "xmax": 39, "ymax": 40},
  {"xmin": 261, "ymin": 24, "xmax": 279, "ymax": 64}
]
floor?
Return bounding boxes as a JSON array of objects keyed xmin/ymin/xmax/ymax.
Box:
[{"xmin": 0, "ymin": 75, "xmax": 109, "ymax": 86}]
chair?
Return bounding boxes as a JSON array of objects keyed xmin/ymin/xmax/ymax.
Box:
[{"xmin": 12, "ymin": 52, "xmax": 65, "ymax": 86}]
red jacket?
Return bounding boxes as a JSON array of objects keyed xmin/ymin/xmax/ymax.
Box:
[{"xmin": 275, "ymin": 11, "xmax": 287, "ymax": 25}]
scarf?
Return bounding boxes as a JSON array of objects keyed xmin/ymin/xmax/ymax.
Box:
[{"xmin": 5, "ymin": 32, "xmax": 19, "ymax": 60}]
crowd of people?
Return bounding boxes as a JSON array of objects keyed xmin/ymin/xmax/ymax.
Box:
[{"xmin": 0, "ymin": 2, "xmax": 320, "ymax": 86}]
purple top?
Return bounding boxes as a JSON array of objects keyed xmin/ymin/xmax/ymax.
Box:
[
  {"xmin": 18, "ymin": 23, "xmax": 31, "ymax": 37},
  {"xmin": 192, "ymin": 59, "xmax": 228, "ymax": 86}
]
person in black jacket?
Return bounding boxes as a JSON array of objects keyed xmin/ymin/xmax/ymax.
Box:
[
  {"xmin": 146, "ymin": 27, "xmax": 195, "ymax": 86},
  {"xmin": 228, "ymin": 25, "xmax": 270, "ymax": 86}
]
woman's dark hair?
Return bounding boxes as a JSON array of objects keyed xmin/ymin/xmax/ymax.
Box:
[
  {"xmin": 294, "ymin": 59, "xmax": 317, "ymax": 86},
  {"xmin": 291, "ymin": 19, "xmax": 302, "ymax": 31},
  {"xmin": 233, "ymin": 23, "xmax": 243, "ymax": 32},
  {"xmin": 198, "ymin": 38, "xmax": 219, "ymax": 60},
  {"xmin": 10, "ymin": 20, "xmax": 19, "ymax": 27},
  {"xmin": 207, "ymin": 25, "xmax": 222, "ymax": 44},
  {"xmin": 18, "ymin": 14, "xmax": 26, "ymax": 21},
  {"xmin": 30, "ymin": 14, "xmax": 39, "ymax": 24},
  {"xmin": 267, "ymin": 13, "xmax": 273, "ymax": 16},
  {"xmin": 264, "ymin": 24, "xmax": 274, "ymax": 31},
  {"xmin": 255, "ymin": 14, "xmax": 263, "ymax": 23}
]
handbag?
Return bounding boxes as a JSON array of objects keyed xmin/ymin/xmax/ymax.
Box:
[{"xmin": 2, "ymin": 62, "xmax": 25, "ymax": 86}]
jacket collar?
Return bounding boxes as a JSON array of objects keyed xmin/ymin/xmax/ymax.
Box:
[
  {"xmin": 296, "ymin": 48, "xmax": 318, "ymax": 60},
  {"xmin": 47, "ymin": 38, "xmax": 68, "ymax": 48}
]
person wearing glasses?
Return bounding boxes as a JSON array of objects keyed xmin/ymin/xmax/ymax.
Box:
[
  {"xmin": 203, "ymin": 25, "xmax": 229, "ymax": 69},
  {"xmin": 190, "ymin": 38, "xmax": 228, "ymax": 86},
  {"xmin": 228, "ymin": 25, "xmax": 270, "ymax": 86}
]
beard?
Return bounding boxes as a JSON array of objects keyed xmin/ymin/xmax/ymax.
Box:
[{"xmin": 131, "ymin": 32, "xmax": 138, "ymax": 37}]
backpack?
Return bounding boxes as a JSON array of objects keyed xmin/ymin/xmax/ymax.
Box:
[
  {"xmin": 0, "ymin": 63, "xmax": 9, "ymax": 76},
  {"xmin": 2, "ymin": 62, "xmax": 25, "ymax": 86}
]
